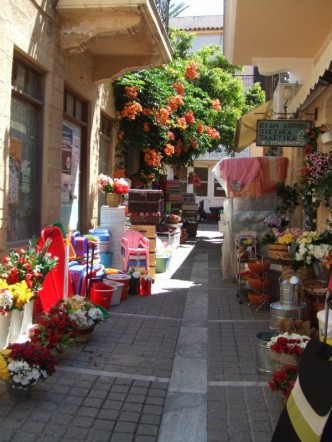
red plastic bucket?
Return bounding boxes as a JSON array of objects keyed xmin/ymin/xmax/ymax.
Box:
[
  {"xmin": 90, "ymin": 281, "xmax": 116, "ymax": 309},
  {"xmin": 105, "ymin": 274, "xmax": 131, "ymax": 301}
]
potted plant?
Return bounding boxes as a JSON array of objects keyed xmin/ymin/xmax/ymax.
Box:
[
  {"xmin": 97, "ymin": 173, "xmax": 129, "ymax": 207},
  {"xmin": 266, "ymin": 332, "xmax": 310, "ymax": 372},
  {"xmin": 0, "ymin": 341, "xmax": 55, "ymax": 400},
  {"xmin": 60, "ymin": 295, "xmax": 108, "ymax": 343}
]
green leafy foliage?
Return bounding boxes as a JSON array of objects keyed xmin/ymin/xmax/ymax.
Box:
[{"xmin": 113, "ymin": 30, "xmax": 265, "ymax": 171}]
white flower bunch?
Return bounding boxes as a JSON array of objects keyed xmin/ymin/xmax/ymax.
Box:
[
  {"xmin": 266, "ymin": 332, "xmax": 309, "ymax": 350},
  {"xmin": 295, "ymin": 242, "xmax": 332, "ymax": 266},
  {"xmin": 66, "ymin": 295, "xmax": 105, "ymax": 328},
  {"xmin": 7, "ymin": 360, "xmax": 46, "ymax": 388},
  {"xmin": 0, "ymin": 289, "xmax": 13, "ymax": 313}
]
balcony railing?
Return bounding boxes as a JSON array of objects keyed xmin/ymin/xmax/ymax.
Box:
[{"xmin": 155, "ymin": 0, "xmax": 171, "ymax": 30}]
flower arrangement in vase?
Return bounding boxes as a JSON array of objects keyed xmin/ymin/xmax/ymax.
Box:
[
  {"xmin": 97, "ymin": 173, "xmax": 130, "ymax": 207},
  {"xmin": 0, "ymin": 238, "xmax": 59, "ymax": 293},
  {"xmin": 97, "ymin": 174, "xmax": 129, "ymax": 194},
  {"xmin": 267, "ymin": 332, "xmax": 310, "ymax": 372},
  {"xmin": 0, "ymin": 341, "xmax": 55, "ymax": 399}
]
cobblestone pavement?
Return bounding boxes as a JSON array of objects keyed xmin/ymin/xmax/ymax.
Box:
[{"xmin": 0, "ymin": 223, "xmax": 284, "ymax": 441}]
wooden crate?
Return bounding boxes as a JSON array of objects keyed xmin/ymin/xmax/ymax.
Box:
[
  {"xmin": 267, "ymin": 244, "xmax": 289, "ymax": 259},
  {"xmin": 129, "ymin": 224, "xmax": 156, "ymax": 238}
]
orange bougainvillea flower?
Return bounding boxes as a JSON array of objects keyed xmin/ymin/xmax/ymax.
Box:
[
  {"xmin": 190, "ymin": 138, "xmax": 199, "ymax": 148},
  {"xmin": 197, "ymin": 123, "xmax": 204, "ymax": 134},
  {"xmin": 184, "ymin": 110, "xmax": 195, "ymax": 125},
  {"xmin": 211, "ymin": 99, "xmax": 222, "ymax": 111},
  {"xmin": 167, "ymin": 95, "xmax": 184, "ymax": 111},
  {"xmin": 143, "ymin": 148, "xmax": 162, "ymax": 168},
  {"xmin": 173, "ymin": 82, "xmax": 185, "ymax": 96},
  {"xmin": 184, "ymin": 62, "xmax": 199, "ymax": 80},
  {"xmin": 121, "ymin": 101, "xmax": 143, "ymax": 120},
  {"xmin": 164, "ymin": 144, "xmax": 175, "ymax": 156},
  {"xmin": 155, "ymin": 108, "xmax": 170, "ymax": 126},
  {"xmin": 113, "ymin": 169, "xmax": 126, "ymax": 179},
  {"xmin": 176, "ymin": 117, "xmax": 187, "ymax": 130},
  {"xmin": 143, "ymin": 123, "xmax": 150, "ymax": 132},
  {"xmin": 125, "ymin": 86, "xmax": 139, "ymax": 99},
  {"xmin": 117, "ymin": 131, "xmax": 124, "ymax": 140},
  {"xmin": 204, "ymin": 126, "xmax": 220, "ymax": 139},
  {"xmin": 168, "ymin": 131, "xmax": 175, "ymax": 140}
]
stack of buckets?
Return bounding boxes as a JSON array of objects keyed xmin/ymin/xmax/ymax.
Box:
[
  {"xmin": 105, "ymin": 273, "xmax": 131, "ymax": 301},
  {"xmin": 90, "ymin": 281, "xmax": 116, "ymax": 309},
  {"xmin": 89, "ymin": 228, "xmax": 113, "ymax": 268}
]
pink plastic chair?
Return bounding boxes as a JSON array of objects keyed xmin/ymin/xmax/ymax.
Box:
[{"xmin": 121, "ymin": 230, "xmax": 149, "ymax": 272}]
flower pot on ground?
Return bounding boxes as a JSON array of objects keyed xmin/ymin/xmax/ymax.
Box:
[
  {"xmin": 266, "ymin": 332, "xmax": 310, "ymax": 372},
  {"xmin": 247, "ymin": 277, "xmax": 271, "ymax": 292},
  {"xmin": 0, "ymin": 341, "xmax": 55, "ymax": 399}
]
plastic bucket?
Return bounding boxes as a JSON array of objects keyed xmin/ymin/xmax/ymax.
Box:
[
  {"xmin": 255, "ymin": 332, "xmax": 275, "ymax": 375},
  {"xmin": 317, "ymin": 309, "xmax": 332, "ymax": 345},
  {"xmin": 99, "ymin": 252, "xmax": 113, "ymax": 268},
  {"xmin": 103, "ymin": 279, "xmax": 124, "ymax": 306},
  {"xmin": 105, "ymin": 273, "xmax": 131, "ymax": 301},
  {"xmin": 156, "ymin": 256, "xmax": 170, "ymax": 273},
  {"xmin": 90, "ymin": 281, "xmax": 116, "ymax": 309}
]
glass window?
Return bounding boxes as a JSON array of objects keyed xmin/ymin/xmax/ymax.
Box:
[{"xmin": 9, "ymin": 58, "xmax": 43, "ymax": 244}]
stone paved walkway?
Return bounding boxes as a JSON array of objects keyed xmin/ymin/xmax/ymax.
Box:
[{"xmin": 0, "ymin": 223, "xmax": 284, "ymax": 441}]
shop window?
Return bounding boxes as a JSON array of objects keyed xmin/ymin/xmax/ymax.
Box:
[
  {"xmin": 9, "ymin": 58, "xmax": 44, "ymax": 244},
  {"xmin": 62, "ymin": 90, "xmax": 88, "ymax": 231},
  {"xmin": 97, "ymin": 114, "xmax": 113, "ymax": 223}
]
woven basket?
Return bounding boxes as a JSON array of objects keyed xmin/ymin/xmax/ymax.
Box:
[
  {"xmin": 269, "ymin": 350, "xmax": 301, "ymax": 372},
  {"xmin": 106, "ymin": 193, "xmax": 122, "ymax": 207},
  {"xmin": 77, "ymin": 325, "xmax": 95, "ymax": 343}
]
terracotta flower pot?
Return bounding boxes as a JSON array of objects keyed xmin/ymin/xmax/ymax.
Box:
[{"xmin": 247, "ymin": 260, "xmax": 271, "ymax": 274}]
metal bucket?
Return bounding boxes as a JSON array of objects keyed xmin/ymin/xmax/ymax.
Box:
[
  {"xmin": 279, "ymin": 273, "xmax": 300, "ymax": 305},
  {"xmin": 255, "ymin": 332, "xmax": 275, "ymax": 375}
]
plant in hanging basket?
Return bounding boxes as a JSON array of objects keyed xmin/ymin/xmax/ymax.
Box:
[{"xmin": 268, "ymin": 364, "xmax": 298, "ymax": 399}]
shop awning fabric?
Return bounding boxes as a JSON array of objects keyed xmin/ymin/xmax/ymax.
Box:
[{"xmin": 234, "ymin": 100, "xmax": 273, "ymax": 152}]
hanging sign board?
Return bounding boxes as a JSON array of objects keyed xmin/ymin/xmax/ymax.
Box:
[{"xmin": 256, "ymin": 120, "xmax": 311, "ymax": 147}]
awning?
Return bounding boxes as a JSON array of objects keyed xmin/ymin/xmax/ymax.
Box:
[{"xmin": 234, "ymin": 100, "xmax": 273, "ymax": 152}]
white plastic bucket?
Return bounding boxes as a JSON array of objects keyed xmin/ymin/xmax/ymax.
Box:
[
  {"xmin": 317, "ymin": 309, "xmax": 332, "ymax": 345},
  {"xmin": 103, "ymin": 279, "xmax": 124, "ymax": 306}
]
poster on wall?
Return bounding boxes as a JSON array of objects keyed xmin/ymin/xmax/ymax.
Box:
[
  {"xmin": 8, "ymin": 138, "xmax": 22, "ymax": 204},
  {"xmin": 62, "ymin": 125, "xmax": 73, "ymax": 175}
]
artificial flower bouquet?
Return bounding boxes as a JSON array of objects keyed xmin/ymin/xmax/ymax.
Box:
[
  {"xmin": 29, "ymin": 303, "xmax": 79, "ymax": 353},
  {"xmin": 62, "ymin": 295, "xmax": 106, "ymax": 329},
  {"xmin": 275, "ymin": 228, "xmax": 303, "ymax": 245},
  {"xmin": 294, "ymin": 230, "xmax": 332, "ymax": 267},
  {"xmin": 0, "ymin": 238, "xmax": 58, "ymax": 294},
  {"xmin": 267, "ymin": 332, "xmax": 310, "ymax": 355},
  {"xmin": 0, "ymin": 341, "xmax": 55, "ymax": 389},
  {"xmin": 0, "ymin": 280, "xmax": 33, "ymax": 316},
  {"xmin": 97, "ymin": 173, "xmax": 129, "ymax": 194},
  {"xmin": 263, "ymin": 214, "xmax": 290, "ymax": 230},
  {"xmin": 267, "ymin": 332, "xmax": 310, "ymax": 373},
  {"xmin": 268, "ymin": 364, "xmax": 298, "ymax": 399}
]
